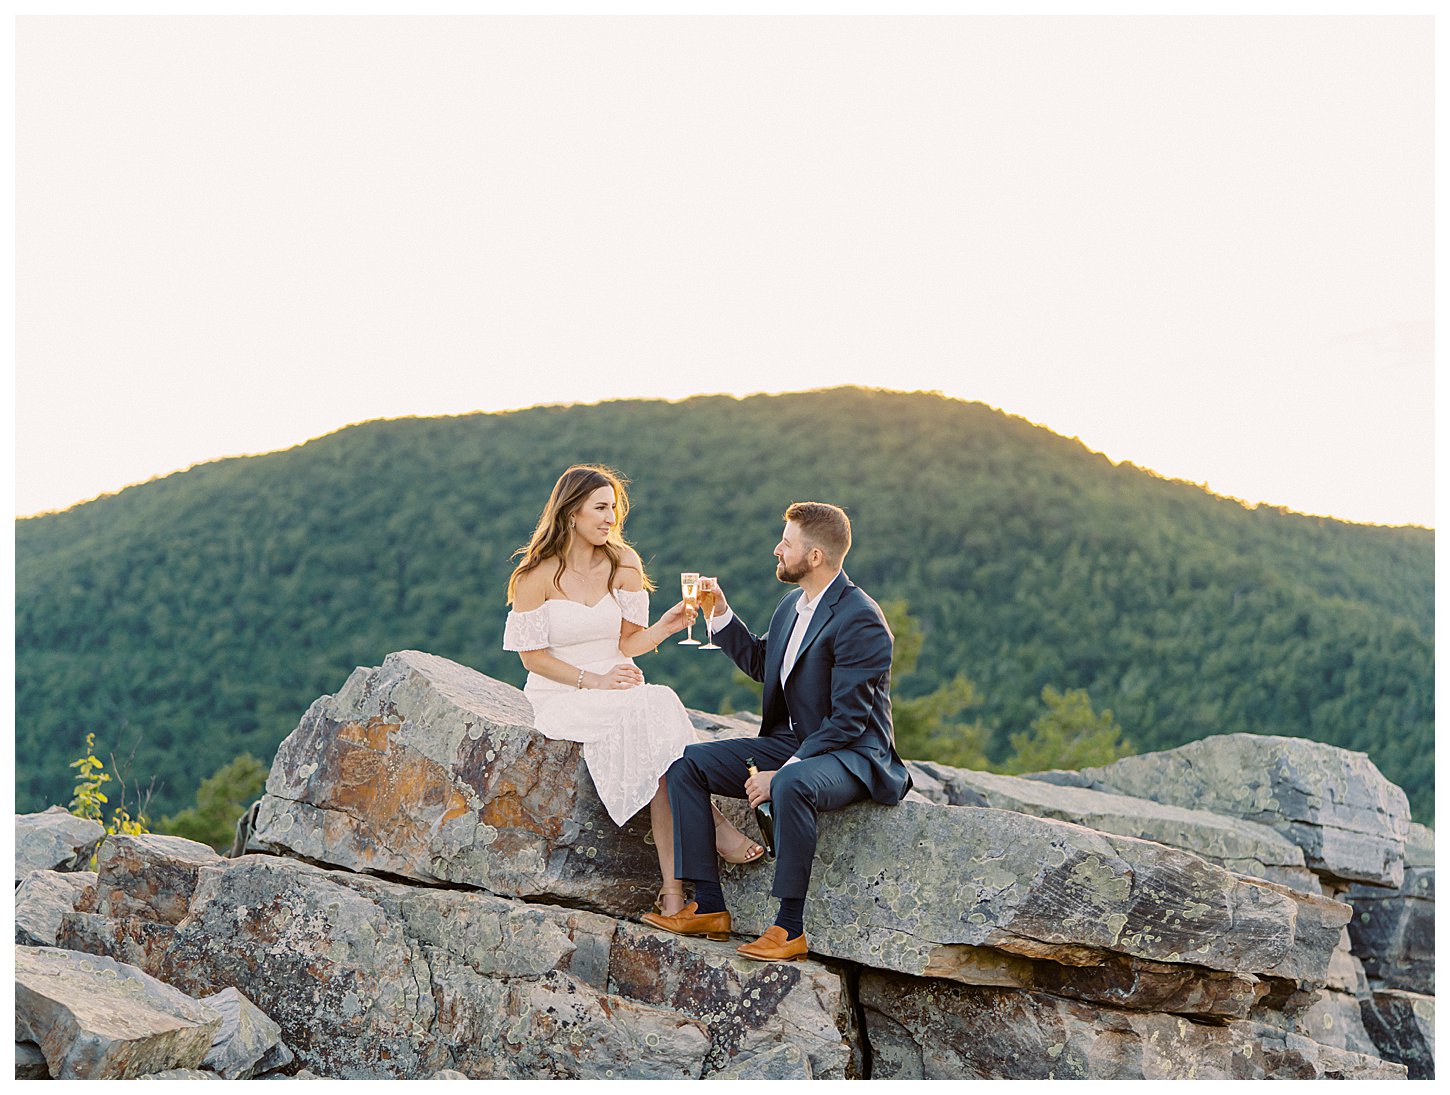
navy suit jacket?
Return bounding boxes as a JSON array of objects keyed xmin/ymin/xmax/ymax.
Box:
[{"xmin": 714, "ymin": 570, "xmax": 912, "ymax": 806}]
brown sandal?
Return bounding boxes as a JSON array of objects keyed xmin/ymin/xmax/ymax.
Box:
[
  {"xmin": 654, "ymin": 884, "xmax": 687, "ymax": 916},
  {"xmin": 714, "ymin": 815, "xmax": 766, "ymax": 865}
]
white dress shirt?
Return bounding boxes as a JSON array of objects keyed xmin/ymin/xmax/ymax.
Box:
[{"xmin": 712, "ymin": 582, "xmax": 831, "ymax": 767}]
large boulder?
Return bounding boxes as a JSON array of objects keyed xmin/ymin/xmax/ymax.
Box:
[
  {"xmin": 87, "ymin": 833, "xmax": 225, "ymax": 923},
  {"xmin": 60, "ymin": 845, "xmax": 858, "ymax": 1080},
  {"xmin": 15, "ymin": 869, "xmax": 95, "ymax": 946},
  {"xmin": 14, "ymin": 945, "xmax": 222, "ymax": 1080},
  {"xmin": 905, "ymin": 764, "xmax": 1318, "ymax": 891},
  {"xmin": 1029, "ymin": 734, "xmax": 1410, "ymax": 887},
  {"xmin": 251, "ymin": 650, "xmax": 666, "ymax": 914},
  {"xmin": 14, "ymin": 806, "xmax": 104, "ymax": 883},
  {"xmin": 722, "ymin": 800, "xmax": 1350, "ymax": 995},
  {"xmin": 249, "ymin": 653, "xmax": 1348, "ymax": 1008},
  {"xmin": 861, "ymin": 969, "xmax": 1406, "ymax": 1080}
]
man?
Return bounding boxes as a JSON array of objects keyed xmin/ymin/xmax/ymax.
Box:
[{"xmin": 642, "ymin": 502, "xmax": 912, "ymax": 961}]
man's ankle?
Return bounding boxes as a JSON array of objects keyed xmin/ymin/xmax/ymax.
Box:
[
  {"xmin": 774, "ymin": 897, "xmax": 805, "ymax": 939},
  {"xmin": 691, "ymin": 879, "xmax": 727, "ymax": 914}
]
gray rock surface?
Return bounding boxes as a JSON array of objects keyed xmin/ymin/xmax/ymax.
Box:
[
  {"xmin": 1360, "ymin": 989, "xmax": 1434, "ymax": 1080},
  {"xmin": 1292, "ymin": 989, "xmax": 1379, "ymax": 1055},
  {"xmin": 250, "ymin": 652, "xmax": 1348, "ymax": 1003},
  {"xmin": 136, "ymin": 1069, "xmax": 224, "ymax": 1079},
  {"xmin": 64, "ymin": 848, "xmax": 856, "ymax": 1080},
  {"xmin": 907, "ymin": 764, "xmax": 1318, "ymax": 891},
  {"xmin": 14, "ymin": 944, "xmax": 222, "ymax": 1080},
  {"xmin": 15, "ymin": 1040, "xmax": 49, "ymax": 1079},
  {"xmin": 1344, "ymin": 817, "xmax": 1433, "ymax": 997},
  {"xmin": 15, "ymin": 868, "xmax": 96, "ymax": 946},
  {"xmin": 89, "ymin": 833, "xmax": 225, "ymax": 923},
  {"xmin": 721, "ymin": 800, "xmax": 1348, "ymax": 992},
  {"xmin": 251, "ymin": 651, "xmax": 668, "ymax": 915},
  {"xmin": 1347, "ymin": 867, "xmax": 1434, "ymax": 994},
  {"xmin": 20, "ymin": 656, "xmax": 1426, "ymax": 1082},
  {"xmin": 861, "ymin": 969, "xmax": 1406, "ymax": 1080},
  {"xmin": 1031, "ymin": 734, "xmax": 1410, "ymax": 887},
  {"xmin": 14, "ymin": 806, "xmax": 105, "ymax": 882},
  {"xmin": 198, "ymin": 986, "xmax": 294, "ymax": 1079},
  {"xmin": 705, "ymin": 1042, "xmax": 814, "ymax": 1079}
]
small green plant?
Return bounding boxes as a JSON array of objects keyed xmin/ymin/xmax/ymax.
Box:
[
  {"xmin": 68, "ymin": 732, "xmax": 110, "ymax": 823},
  {"xmin": 68, "ymin": 732, "xmax": 153, "ymax": 846}
]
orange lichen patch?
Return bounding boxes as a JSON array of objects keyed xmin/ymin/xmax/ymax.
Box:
[
  {"xmin": 480, "ymin": 780, "xmax": 569, "ymax": 841},
  {"xmin": 323, "ymin": 742, "xmax": 469, "ymax": 861},
  {"xmin": 480, "ymin": 788, "xmax": 533, "ymax": 831},
  {"xmin": 336, "ymin": 719, "xmax": 400, "ymax": 751}
]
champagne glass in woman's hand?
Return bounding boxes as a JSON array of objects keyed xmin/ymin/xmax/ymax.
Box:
[
  {"xmin": 698, "ymin": 577, "xmax": 721, "ymax": 650},
  {"xmin": 678, "ymin": 572, "xmax": 701, "ymax": 645}
]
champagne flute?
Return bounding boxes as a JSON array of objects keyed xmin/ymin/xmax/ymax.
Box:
[
  {"xmin": 678, "ymin": 572, "xmax": 701, "ymax": 645},
  {"xmin": 698, "ymin": 576, "xmax": 721, "ymax": 650}
]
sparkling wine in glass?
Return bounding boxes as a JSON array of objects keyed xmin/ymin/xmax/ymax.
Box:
[
  {"xmin": 678, "ymin": 572, "xmax": 701, "ymax": 645},
  {"xmin": 698, "ymin": 576, "xmax": 721, "ymax": 650}
]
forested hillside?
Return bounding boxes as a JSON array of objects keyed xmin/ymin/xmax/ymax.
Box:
[{"xmin": 15, "ymin": 388, "xmax": 1433, "ymax": 821}]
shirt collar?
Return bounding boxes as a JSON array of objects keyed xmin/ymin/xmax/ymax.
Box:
[{"xmin": 796, "ymin": 570, "xmax": 844, "ymax": 616}]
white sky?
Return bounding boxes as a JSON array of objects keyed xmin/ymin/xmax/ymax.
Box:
[{"xmin": 13, "ymin": 15, "xmax": 1435, "ymax": 527}]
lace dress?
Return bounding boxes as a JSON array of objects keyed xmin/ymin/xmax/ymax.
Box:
[{"xmin": 503, "ymin": 589, "xmax": 698, "ymax": 826}]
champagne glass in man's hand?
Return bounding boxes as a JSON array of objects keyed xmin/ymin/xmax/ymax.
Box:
[{"xmin": 698, "ymin": 577, "xmax": 722, "ymax": 650}]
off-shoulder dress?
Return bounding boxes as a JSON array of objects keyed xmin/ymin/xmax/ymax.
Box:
[{"xmin": 503, "ymin": 589, "xmax": 698, "ymax": 826}]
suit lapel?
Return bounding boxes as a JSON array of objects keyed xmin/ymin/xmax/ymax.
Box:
[
  {"xmin": 763, "ymin": 589, "xmax": 802, "ymax": 712},
  {"xmin": 788, "ymin": 571, "xmax": 851, "ymax": 674}
]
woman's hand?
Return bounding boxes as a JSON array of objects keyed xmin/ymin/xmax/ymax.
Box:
[
  {"xmin": 657, "ymin": 599, "xmax": 698, "ymax": 636},
  {"xmin": 588, "ymin": 663, "xmax": 644, "ymax": 690}
]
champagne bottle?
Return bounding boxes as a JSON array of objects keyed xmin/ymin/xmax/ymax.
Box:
[{"xmin": 745, "ymin": 757, "xmax": 776, "ymax": 860}]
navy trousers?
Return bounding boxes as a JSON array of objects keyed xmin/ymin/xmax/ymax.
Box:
[{"xmin": 665, "ymin": 736, "xmax": 870, "ymax": 900}]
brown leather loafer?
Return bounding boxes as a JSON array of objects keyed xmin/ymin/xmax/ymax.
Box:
[
  {"xmin": 736, "ymin": 925, "xmax": 808, "ymax": 962},
  {"xmin": 641, "ymin": 901, "xmax": 732, "ymax": 942}
]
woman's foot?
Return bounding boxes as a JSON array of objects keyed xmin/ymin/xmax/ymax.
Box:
[
  {"xmin": 714, "ymin": 812, "xmax": 765, "ymax": 865},
  {"xmin": 654, "ymin": 884, "xmax": 687, "ymax": 918}
]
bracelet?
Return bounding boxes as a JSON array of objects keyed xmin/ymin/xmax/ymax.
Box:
[{"xmin": 576, "ymin": 668, "xmax": 585, "ymax": 689}]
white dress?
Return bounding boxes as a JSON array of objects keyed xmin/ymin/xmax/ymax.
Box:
[{"xmin": 503, "ymin": 589, "xmax": 698, "ymax": 826}]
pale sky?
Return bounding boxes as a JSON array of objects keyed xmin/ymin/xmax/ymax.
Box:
[{"xmin": 14, "ymin": 15, "xmax": 1434, "ymax": 527}]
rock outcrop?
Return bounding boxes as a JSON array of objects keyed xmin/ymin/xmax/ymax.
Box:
[
  {"xmin": 14, "ymin": 945, "xmax": 222, "ymax": 1079},
  {"xmin": 15, "ymin": 869, "xmax": 95, "ymax": 947},
  {"xmin": 16, "ymin": 650, "xmax": 1431, "ymax": 1080},
  {"xmin": 14, "ymin": 806, "xmax": 104, "ymax": 883},
  {"xmin": 1028, "ymin": 733, "xmax": 1412, "ymax": 887}
]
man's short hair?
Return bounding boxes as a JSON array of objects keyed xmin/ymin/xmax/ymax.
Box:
[{"xmin": 784, "ymin": 502, "xmax": 852, "ymax": 568}]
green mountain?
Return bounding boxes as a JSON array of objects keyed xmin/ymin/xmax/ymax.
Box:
[{"xmin": 15, "ymin": 387, "xmax": 1433, "ymax": 822}]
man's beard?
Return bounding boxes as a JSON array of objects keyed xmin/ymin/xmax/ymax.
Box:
[{"xmin": 776, "ymin": 557, "xmax": 809, "ymax": 584}]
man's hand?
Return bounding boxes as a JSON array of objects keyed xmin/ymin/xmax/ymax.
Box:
[
  {"xmin": 744, "ymin": 767, "xmax": 774, "ymax": 808},
  {"xmin": 707, "ymin": 580, "xmax": 731, "ymax": 620}
]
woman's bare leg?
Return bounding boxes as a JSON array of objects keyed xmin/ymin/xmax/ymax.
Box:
[{"xmin": 650, "ymin": 777, "xmax": 686, "ymax": 916}]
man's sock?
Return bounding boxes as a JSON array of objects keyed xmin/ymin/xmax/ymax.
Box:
[
  {"xmin": 691, "ymin": 879, "xmax": 726, "ymax": 914},
  {"xmin": 774, "ymin": 897, "xmax": 805, "ymax": 939}
]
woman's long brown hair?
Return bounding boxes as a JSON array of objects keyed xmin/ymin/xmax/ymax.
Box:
[{"xmin": 506, "ymin": 464, "xmax": 653, "ymax": 604}]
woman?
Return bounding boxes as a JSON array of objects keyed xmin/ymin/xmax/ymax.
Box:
[{"xmin": 503, "ymin": 464, "xmax": 763, "ymax": 917}]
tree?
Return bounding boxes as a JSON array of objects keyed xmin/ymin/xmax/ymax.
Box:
[
  {"xmin": 158, "ymin": 754, "xmax": 269, "ymax": 851},
  {"xmin": 880, "ymin": 600, "xmax": 992, "ymax": 769},
  {"xmin": 1001, "ymin": 686, "xmax": 1132, "ymax": 775},
  {"xmin": 894, "ymin": 675, "xmax": 992, "ymax": 770}
]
